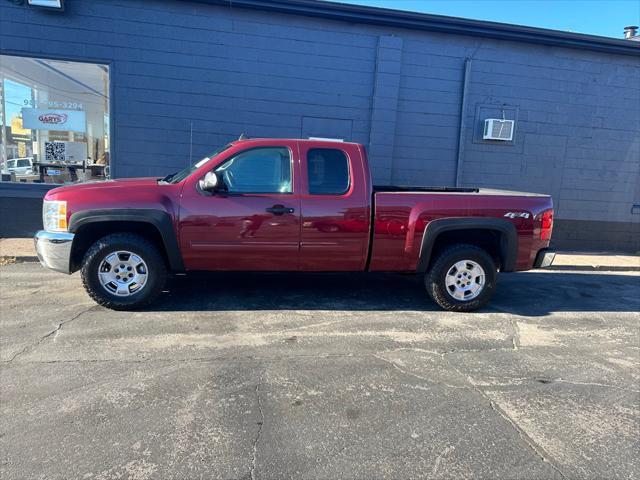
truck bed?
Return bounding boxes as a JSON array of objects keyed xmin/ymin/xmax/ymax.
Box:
[
  {"xmin": 373, "ymin": 185, "xmax": 479, "ymax": 193},
  {"xmin": 369, "ymin": 187, "xmax": 553, "ymax": 273},
  {"xmin": 373, "ymin": 185, "xmax": 550, "ymax": 197}
]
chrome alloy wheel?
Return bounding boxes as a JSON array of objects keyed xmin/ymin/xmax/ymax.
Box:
[
  {"xmin": 97, "ymin": 250, "xmax": 149, "ymax": 297},
  {"xmin": 444, "ymin": 260, "xmax": 486, "ymax": 301}
]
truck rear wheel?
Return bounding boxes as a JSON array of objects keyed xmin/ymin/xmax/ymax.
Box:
[
  {"xmin": 425, "ymin": 244, "xmax": 497, "ymax": 312},
  {"xmin": 81, "ymin": 233, "xmax": 167, "ymax": 310}
]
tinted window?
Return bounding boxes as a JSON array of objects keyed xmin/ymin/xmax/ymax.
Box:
[
  {"xmin": 307, "ymin": 148, "xmax": 350, "ymax": 195},
  {"xmin": 216, "ymin": 147, "xmax": 291, "ymax": 193}
]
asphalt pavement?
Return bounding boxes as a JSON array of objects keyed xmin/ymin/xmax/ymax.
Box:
[{"xmin": 0, "ymin": 263, "xmax": 638, "ymax": 479}]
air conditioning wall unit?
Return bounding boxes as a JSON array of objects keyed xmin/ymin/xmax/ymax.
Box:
[{"xmin": 483, "ymin": 119, "xmax": 515, "ymax": 141}]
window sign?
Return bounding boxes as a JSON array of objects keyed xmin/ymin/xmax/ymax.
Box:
[
  {"xmin": 45, "ymin": 141, "xmax": 87, "ymax": 163},
  {"xmin": 22, "ymin": 108, "xmax": 86, "ymax": 133},
  {"xmin": 24, "ymin": 99, "xmax": 85, "ymax": 110},
  {"xmin": 1, "ymin": 55, "xmax": 109, "ymax": 184}
]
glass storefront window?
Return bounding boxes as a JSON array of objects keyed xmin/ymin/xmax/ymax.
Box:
[{"xmin": 0, "ymin": 55, "xmax": 110, "ymax": 184}]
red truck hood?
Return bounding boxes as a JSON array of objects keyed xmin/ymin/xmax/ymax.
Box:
[
  {"xmin": 44, "ymin": 177, "xmax": 182, "ymax": 219},
  {"xmin": 46, "ymin": 177, "xmax": 161, "ymax": 197}
]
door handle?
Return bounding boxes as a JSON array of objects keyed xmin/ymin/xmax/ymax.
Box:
[{"xmin": 266, "ymin": 204, "xmax": 294, "ymax": 215}]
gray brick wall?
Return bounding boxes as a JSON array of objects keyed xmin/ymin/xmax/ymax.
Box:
[
  {"xmin": 460, "ymin": 44, "xmax": 640, "ymax": 229},
  {"xmin": 1, "ymin": 0, "xmax": 639, "ymax": 250}
]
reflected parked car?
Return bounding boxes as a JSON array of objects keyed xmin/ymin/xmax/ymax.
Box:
[{"xmin": 5, "ymin": 157, "xmax": 34, "ymax": 176}]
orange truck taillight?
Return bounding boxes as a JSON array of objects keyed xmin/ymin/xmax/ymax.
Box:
[{"xmin": 540, "ymin": 209, "xmax": 553, "ymax": 240}]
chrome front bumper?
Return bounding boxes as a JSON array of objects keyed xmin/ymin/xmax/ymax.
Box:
[{"xmin": 34, "ymin": 230, "xmax": 75, "ymax": 274}]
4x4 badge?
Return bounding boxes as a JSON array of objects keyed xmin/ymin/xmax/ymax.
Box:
[{"xmin": 504, "ymin": 212, "xmax": 530, "ymax": 219}]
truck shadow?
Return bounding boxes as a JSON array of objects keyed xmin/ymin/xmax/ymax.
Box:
[{"xmin": 151, "ymin": 271, "xmax": 640, "ymax": 316}]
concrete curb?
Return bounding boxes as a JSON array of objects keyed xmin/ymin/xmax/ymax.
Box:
[
  {"xmin": 16, "ymin": 256, "xmax": 39, "ymax": 263},
  {"xmin": 550, "ymin": 252, "xmax": 640, "ymax": 272},
  {"xmin": 542, "ymin": 265, "xmax": 640, "ymax": 272},
  {"xmin": 0, "ymin": 255, "xmax": 39, "ymax": 264}
]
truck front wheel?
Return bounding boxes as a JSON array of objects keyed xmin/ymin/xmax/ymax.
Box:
[
  {"xmin": 81, "ymin": 233, "xmax": 167, "ymax": 310},
  {"xmin": 425, "ymin": 244, "xmax": 497, "ymax": 312}
]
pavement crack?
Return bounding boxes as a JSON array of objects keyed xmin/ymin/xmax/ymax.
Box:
[
  {"xmin": 379, "ymin": 347, "xmax": 442, "ymax": 356},
  {"xmin": 440, "ymin": 354, "xmax": 568, "ymax": 479},
  {"xmin": 249, "ymin": 370, "xmax": 266, "ymax": 480},
  {"xmin": 372, "ymin": 354, "xmax": 468, "ymax": 390},
  {"xmin": 6, "ymin": 305, "xmax": 96, "ymax": 363},
  {"xmin": 485, "ymin": 399, "xmax": 568, "ymax": 479},
  {"xmin": 509, "ymin": 318, "xmax": 520, "ymax": 350},
  {"xmin": 553, "ymin": 378, "xmax": 639, "ymax": 393},
  {"xmin": 9, "ymin": 352, "xmax": 370, "ymax": 365},
  {"xmin": 373, "ymin": 353, "xmax": 430, "ymax": 382},
  {"xmin": 431, "ymin": 440, "xmax": 460, "ymax": 477},
  {"xmin": 470, "ymin": 378, "xmax": 640, "ymax": 394},
  {"xmin": 442, "ymin": 346, "xmax": 515, "ymax": 354},
  {"xmin": 278, "ymin": 319, "xmax": 345, "ymax": 333}
]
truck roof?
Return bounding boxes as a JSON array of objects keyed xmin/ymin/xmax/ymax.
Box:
[{"xmin": 230, "ymin": 137, "xmax": 362, "ymax": 148}]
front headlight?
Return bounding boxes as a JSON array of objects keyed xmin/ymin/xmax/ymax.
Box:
[{"xmin": 43, "ymin": 200, "xmax": 68, "ymax": 232}]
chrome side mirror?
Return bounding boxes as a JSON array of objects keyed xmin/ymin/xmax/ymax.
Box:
[{"xmin": 199, "ymin": 171, "xmax": 219, "ymax": 192}]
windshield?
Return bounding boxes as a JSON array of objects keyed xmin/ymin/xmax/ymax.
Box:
[{"xmin": 162, "ymin": 144, "xmax": 231, "ymax": 184}]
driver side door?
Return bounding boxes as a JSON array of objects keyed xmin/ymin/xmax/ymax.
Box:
[{"xmin": 179, "ymin": 143, "xmax": 301, "ymax": 271}]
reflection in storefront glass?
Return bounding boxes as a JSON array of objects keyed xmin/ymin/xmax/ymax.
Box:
[{"xmin": 0, "ymin": 55, "xmax": 110, "ymax": 184}]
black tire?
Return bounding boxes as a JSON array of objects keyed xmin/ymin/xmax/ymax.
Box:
[
  {"xmin": 425, "ymin": 244, "xmax": 497, "ymax": 312},
  {"xmin": 81, "ymin": 233, "xmax": 167, "ymax": 310}
]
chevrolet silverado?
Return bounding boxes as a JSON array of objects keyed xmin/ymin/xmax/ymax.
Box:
[{"xmin": 35, "ymin": 138, "xmax": 554, "ymax": 311}]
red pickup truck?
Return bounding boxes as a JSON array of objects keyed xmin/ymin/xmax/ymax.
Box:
[{"xmin": 35, "ymin": 138, "xmax": 554, "ymax": 312}]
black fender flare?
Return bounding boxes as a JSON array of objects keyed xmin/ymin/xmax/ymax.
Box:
[
  {"xmin": 68, "ymin": 208, "xmax": 185, "ymax": 272},
  {"xmin": 416, "ymin": 217, "xmax": 518, "ymax": 273}
]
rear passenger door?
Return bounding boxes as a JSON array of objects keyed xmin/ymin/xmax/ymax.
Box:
[{"xmin": 298, "ymin": 142, "xmax": 370, "ymax": 271}]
